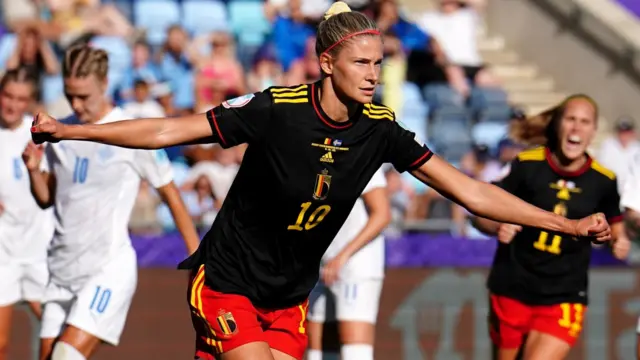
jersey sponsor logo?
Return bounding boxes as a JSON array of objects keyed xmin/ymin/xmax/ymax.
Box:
[
  {"xmin": 311, "ymin": 137, "xmax": 349, "ymax": 152},
  {"xmin": 320, "ymin": 151, "xmax": 334, "ymax": 163},
  {"xmin": 550, "ymin": 180, "xmax": 581, "ymax": 200},
  {"xmin": 216, "ymin": 311, "xmax": 238, "ymax": 336},
  {"xmin": 222, "ymin": 93, "xmax": 255, "ymax": 109},
  {"xmin": 313, "ymin": 169, "xmax": 332, "ymax": 200}
]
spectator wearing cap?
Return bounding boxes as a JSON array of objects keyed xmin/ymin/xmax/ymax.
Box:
[
  {"xmin": 597, "ymin": 115, "xmax": 640, "ymax": 189},
  {"xmin": 122, "ymin": 79, "xmax": 165, "ymax": 119}
]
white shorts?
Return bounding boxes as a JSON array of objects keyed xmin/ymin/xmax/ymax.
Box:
[
  {"xmin": 0, "ymin": 261, "xmax": 49, "ymax": 306},
  {"xmin": 40, "ymin": 248, "xmax": 137, "ymax": 346},
  {"xmin": 308, "ymin": 278, "xmax": 383, "ymax": 324}
]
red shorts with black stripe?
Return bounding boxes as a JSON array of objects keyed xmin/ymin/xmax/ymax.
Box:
[
  {"xmin": 188, "ymin": 266, "xmax": 309, "ymax": 360},
  {"xmin": 488, "ymin": 294, "xmax": 586, "ymax": 349}
]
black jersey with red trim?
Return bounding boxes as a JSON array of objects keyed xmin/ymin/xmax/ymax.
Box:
[
  {"xmin": 178, "ymin": 82, "xmax": 432, "ymax": 308},
  {"xmin": 487, "ymin": 146, "xmax": 622, "ymax": 305}
]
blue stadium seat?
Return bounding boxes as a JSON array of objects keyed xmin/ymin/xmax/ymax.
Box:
[
  {"xmin": 228, "ymin": 1, "xmax": 271, "ymax": 47},
  {"xmin": 472, "ymin": 122, "xmax": 508, "ymax": 151},
  {"xmin": 89, "ymin": 36, "xmax": 131, "ymax": 97},
  {"xmin": 402, "ymin": 82, "xmax": 428, "ymax": 119},
  {"xmin": 182, "ymin": 0, "xmax": 228, "ymax": 36},
  {"xmin": 0, "ymin": 34, "xmax": 17, "ymax": 69},
  {"xmin": 423, "ymin": 84, "xmax": 464, "ymax": 110},
  {"xmin": 102, "ymin": 0, "xmax": 134, "ymax": 22},
  {"xmin": 429, "ymin": 108, "xmax": 472, "ymax": 162},
  {"xmin": 41, "ymin": 75, "xmax": 64, "ymax": 105},
  {"xmin": 468, "ymin": 87, "xmax": 511, "ymax": 122},
  {"xmin": 134, "ymin": 0, "xmax": 181, "ymax": 46}
]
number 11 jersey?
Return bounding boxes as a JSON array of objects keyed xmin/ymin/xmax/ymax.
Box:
[{"xmin": 178, "ymin": 82, "xmax": 432, "ymax": 309}]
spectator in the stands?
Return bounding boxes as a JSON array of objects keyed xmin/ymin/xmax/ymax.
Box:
[
  {"xmin": 285, "ymin": 36, "xmax": 321, "ymax": 85},
  {"xmin": 272, "ymin": 0, "xmax": 315, "ymax": 73},
  {"xmin": 44, "ymin": 0, "xmax": 135, "ymax": 47},
  {"xmin": 373, "ymin": 0, "xmax": 469, "ymax": 96},
  {"xmin": 418, "ymin": 0, "xmax": 497, "ymax": 87},
  {"xmin": 123, "ymin": 79, "xmax": 165, "ymax": 119},
  {"xmin": 129, "ymin": 180, "xmax": 162, "ymax": 235},
  {"xmin": 597, "ymin": 115, "xmax": 640, "ymax": 188},
  {"xmin": 192, "ymin": 31, "xmax": 246, "ymax": 111},
  {"xmin": 119, "ymin": 41, "xmax": 161, "ymax": 101},
  {"xmin": 451, "ymin": 144, "xmax": 502, "ymax": 238},
  {"xmin": 6, "ymin": 26, "xmax": 60, "ymax": 89},
  {"xmin": 247, "ymin": 45, "xmax": 284, "ymax": 92},
  {"xmin": 158, "ymin": 25, "xmax": 195, "ymax": 114},
  {"xmin": 493, "ymin": 138, "xmax": 524, "ymax": 180}
]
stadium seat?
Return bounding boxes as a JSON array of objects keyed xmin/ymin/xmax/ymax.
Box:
[
  {"xmin": 472, "ymin": 122, "xmax": 508, "ymax": 152},
  {"xmin": 468, "ymin": 87, "xmax": 511, "ymax": 122},
  {"xmin": 134, "ymin": 0, "xmax": 181, "ymax": 46},
  {"xmin": 102, "ymin": 0, "xmax": 134, "ymax": 23},
  {"xmin": 228, "ymin": 1, "xmax": 271, "ymax": 48},
  {"xmin": 402, "ymin": 82, "xmax": 429, "ymax": 119},
  {"xmin": 0, "ymin": 34, "xmax": 17, "ymax": 69},
  {"xmin": 182, "ymin": 0, "xmax": 229, "ymax": 36},
  {"xmin": 423, "ymin": 84, "xmax": 464, "ymax": 110},
  {"xmin": 429, "ymin": 108, "xmax": 472, "ymax": 162},
  {"xmin": 41, "ymin": 75, "xmax": 64, "ymax": 105},
  {"xmin": 89, "ymin": 36, "xmax": 131, "ymax": 97}
]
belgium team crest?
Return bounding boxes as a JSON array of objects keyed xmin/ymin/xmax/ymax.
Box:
[
  {"xmin": 313, "ymin": 169, "xmax": 332, "ymax": 200},
  {"xmin": 216, "ymin": 311, "xmax": 238, "ymax": 336}
]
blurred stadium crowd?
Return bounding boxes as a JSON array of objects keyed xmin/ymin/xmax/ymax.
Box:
[{"xmin": 2, "ymin": 0, "xmax": 638, "ymax": 239}]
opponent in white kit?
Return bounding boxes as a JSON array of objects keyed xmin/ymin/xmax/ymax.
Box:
[
  {"xmin": 23, "ymin": 45, "xmax": 200, "ymax": 360},
  {"xmin": 0, "ymin": 69, "xmax": 54, "ymax": 359},
  {"xmin": 307, "ymin": 168, "xmax": 391, "ymax": 360}
]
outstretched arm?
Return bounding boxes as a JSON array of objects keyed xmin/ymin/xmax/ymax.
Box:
[
  {"xmin": 33, "ymin": 112, "xmax": 213, "ymax": 150},
  {"xmin": 411, "ymin": 155, "xmax": 606, "ymax": 238}
]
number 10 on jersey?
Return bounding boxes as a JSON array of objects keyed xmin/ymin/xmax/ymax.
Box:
[{"xmin": 288, "ymin": 202, "xmax": 331, "ymax": 231}]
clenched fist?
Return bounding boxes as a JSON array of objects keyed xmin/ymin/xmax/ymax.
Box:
[
  {"xmin": 31, "ymin": 112, "xmax": 64, "ymax": 144},
  {"xmin": 612, "ymin": 236, "xmax": 630, "ymax": 260},
  {"xmin": 497, "ymin": 223, "xmax": 522, "ymax": 244},
  {"xmin": 22, "ymin": 142, "xmax": 44, "ymax": 171},
  {"xmin": 574, "ymin": 213, "xmax": 611, "ymax": 242}
]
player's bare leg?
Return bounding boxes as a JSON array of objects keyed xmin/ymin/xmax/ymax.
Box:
[
  {"xmin": 338, "ymin": 321, "xmax": 375, "ymax": 359},
  {"xmin": 39, "ymin": 337, "xmax": 56, "ymax": 360},
  {"xmin": 27, "ymin": 301, "xmax": 43, "ymax": 319},
  {"xmin": 492, "ymin": 345, "xmax": 520, "ymax": 360},
  {"xmin": 306, "ymin": 320, "xmax": 323, "ymax": 360},
  {"xmin": 307, "ymin": 320, "xmax": 340, "ymax": 360},
  {"xmin": 522, "ymin": 331, "xmax": 570, "ymax": 360},
  {"xmin": 270, "ymin": 348, "xmax": 297, "ymax": 360},
  {"xmin": 217, "ymin": 341, "xmax": 274, "ymax": 360},
  {"xmin": 0, "ymin": 305, "xmax": 14, "ymax": 360},
  {"xmin": 52, "ymin": 325, "xmax": 101, "ymax": 359}
]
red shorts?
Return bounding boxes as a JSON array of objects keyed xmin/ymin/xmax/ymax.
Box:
[
  {"xmin": 187, "ymin": 266, "xmax": 309, "ymax": 360},
  {"xmin": 489, "ymin": 294, "xmax": 586, "ymax": 349}
]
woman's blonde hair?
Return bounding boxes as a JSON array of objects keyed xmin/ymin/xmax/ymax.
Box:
[
  {"xmin": 63, "ymin": 45, "xmax": 109, "ymax": 80},
  {"xmin": 509, "ymin": 94, "xmax": 598, "ymax": 148},
  {"xmin": 315, "ymin": 1, "xmax": 380, "ymax": 58}
]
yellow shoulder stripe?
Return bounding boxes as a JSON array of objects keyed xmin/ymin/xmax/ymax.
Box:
[
  {"xmin": 270, "ymin": 84, "xmax": 308, "ymax": 93},
  {"xmin": 363, "ymin": 110, "xmax": 394, "ymax": 120},
  {"xmin": 274, "ymin": 98, "xmax": 308, "ymax": 104},
  {"xmin": 590, "ymin": 160, "xmax": 616, "ymax": 180},
  {"xmin": 517, "ymin": 147, "xmax": 545, "ymax": 161},
  {"xmin": 271, "ymin": 91, "xmax": 308, "ymax": 98}
]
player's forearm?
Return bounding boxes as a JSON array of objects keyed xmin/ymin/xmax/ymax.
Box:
[
  {"xmin": 470, "ymin": 216, "xmax": 501, "ymax": 236},
  {"xmin": 337, "ymin": 210, "xmax": 391, "ymax": 260},
  {"xmin": 28, "ymin": 170, "xmax": 53, "ymax": 209},
  {"xmin": 158, "ymin": 183, "xmax": 200, "ymax": 254},
  {"xmin": 467, "ymin": 181, "xmax": 576, "ymax": 236},
  {"xmin": 60, "ymin": 114, "xmax": 210, "ymax": 150}
]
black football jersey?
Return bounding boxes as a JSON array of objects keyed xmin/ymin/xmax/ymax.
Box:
[
  {"xmin": 178, "ymin": 82, "xmax": 432, "ymax": 308},
  {"xmin": 487, "ymin": 146, "xmax": 622, "ymax": 305}
]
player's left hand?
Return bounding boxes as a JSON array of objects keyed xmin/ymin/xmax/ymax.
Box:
[
  {"xmin": 321, "ymin": 254, "xmax": 348, "ymax": 286},
  {"xmin": 574, "ymin": 213, "xmax": 611, "ymax": 242},
  {"xmin": 612, "ymin": 236, "xmax": 630, "ymax": 260}
]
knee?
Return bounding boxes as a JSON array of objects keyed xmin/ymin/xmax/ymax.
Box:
[{"xmin": 51, "ymin": 342, "xmax": 86, "ymax": 360}]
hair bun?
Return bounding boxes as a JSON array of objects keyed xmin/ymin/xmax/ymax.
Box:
[{"xmin": 324, "ymin": 1, "xmax": 352, "ymax": 20}]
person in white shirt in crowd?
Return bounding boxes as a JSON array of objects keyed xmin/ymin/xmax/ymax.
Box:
[
  {"xmin": 417, "ymin": 0, "xmax": 497, "ymax": 86},
  {"xmin": 307, "ymin": 168, "xmax": 391, "ymax": 360},
  {"xmin": 122, "ymin": 79, "xmax": 166, "ymax": 119},
  {"xmin": 597, "ymin": 115, "xmax": 640, "ymax": 190},
  {"xmin": 0, "ymin": 68, "xmax": 54, "ymax": 360},
  {"xmin": 22, "ymin": 45, "xmax": 200, "ymax": 360}
]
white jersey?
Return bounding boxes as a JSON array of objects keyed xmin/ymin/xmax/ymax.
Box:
[
  {"xmin": 0, "ymin": 116, "xmax": 54, "ymax": 263},
  {"xmin": 621, "ymin": 152, "xmax": 640, "ymax": 212},
  {"xmin": 42, "ymin": 107, "xmax": 173, "ymax": 286},
  {"xmin": 322, "ymin": 168, "xmax": 387, "ymax": 280}
]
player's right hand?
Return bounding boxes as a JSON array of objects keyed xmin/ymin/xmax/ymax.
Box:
[
  {"xmin": 575, "ymin": 213, "xmax": 611, "ymax": 242},
  {"xmin": 22, "ymin": 141, "xmax": 44, "ymax": 171},
  {"xmin": 497, "ymin": 223, "xmax": 522, "ymax": 244},
  {"xmin": 31, "ymin": 112, "xmax": 63, "ymax": 144}
]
